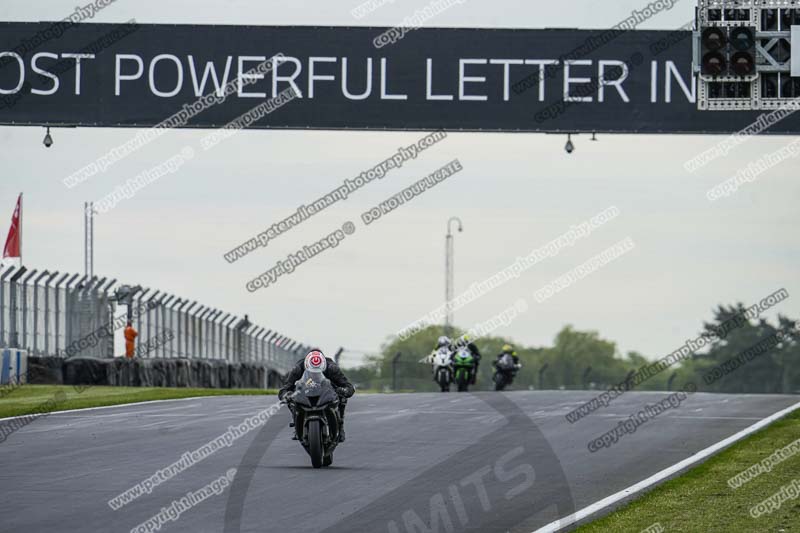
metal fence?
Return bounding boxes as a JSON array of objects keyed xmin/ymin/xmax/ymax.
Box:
[{"xmin": 0, "ymin": 265, "xmax": 306, "ymax": 374}]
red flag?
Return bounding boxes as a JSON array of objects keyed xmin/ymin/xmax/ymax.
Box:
[{"xmin": 3, "ymin": 194, "xmax": 21, "ymax": 259}]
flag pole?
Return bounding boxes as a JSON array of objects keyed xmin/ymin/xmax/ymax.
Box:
[{"xmin": 18, "ymin": 192, "xmax": 22, "ymax": 266}]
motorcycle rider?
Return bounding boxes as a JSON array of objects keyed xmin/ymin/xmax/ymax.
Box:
[
  {"xmin": 494, "ymin": 344, "xmax": 521, "ymax": 377},
  {"xmin": 451, "ymin": 335, "xmax": 482, "ymax": 384},
  {"xmin": 279, "ymin": 350, "xmax": 355, "ymax": 442},
  {"xmin": 459, "ymin": 335, "xmax": 482, "ymax": 384},
  {"xmin": 425, "ymin": 336, "xmax": 455, "ymax": 386},
  {"xmin": 425, "ymin": 336, "xmax": 453, "ymax": 366},
  {"xmin": 434, "ymin": 335, "xmax": 452, "ymax": 353}
]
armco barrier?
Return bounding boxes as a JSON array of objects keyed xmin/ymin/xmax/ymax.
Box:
[{"xmin": 0, "ymin": 265, "xmax": 310, "ymax": 382}]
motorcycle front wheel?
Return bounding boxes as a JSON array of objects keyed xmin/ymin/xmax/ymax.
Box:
[{"xmin": 308, "ymin": 419, "xmax": 324, "ymax": 469}]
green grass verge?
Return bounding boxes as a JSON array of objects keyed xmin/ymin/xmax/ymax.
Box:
[
  {"xmin": 576, "ymin": 408, "xmax": 800, "ymax": 532},
  {"xmin": 0, "ymin": 385, "xmax": 277, "ymax": 419}
]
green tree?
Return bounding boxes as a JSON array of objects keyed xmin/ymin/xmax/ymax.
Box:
[
  {"xmin": 678, "ymin": 305, "xmax": 799, "ymax": 394},
  {"xmin": 345, "ymin": 307, "xmax": 799, "ymax": 395}
]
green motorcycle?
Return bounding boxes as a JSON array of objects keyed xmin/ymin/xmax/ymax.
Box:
[{"xmin": 453, "ymin": 348, "xmax": 475, "ymax": 392}]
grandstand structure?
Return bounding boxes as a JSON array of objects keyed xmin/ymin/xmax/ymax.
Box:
[{"xmin": 0, "ymin": 264, "xmax": 306, "ymax": 375}]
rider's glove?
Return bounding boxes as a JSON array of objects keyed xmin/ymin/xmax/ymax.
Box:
[
  {"xmin": 279, "ymin": 391, "xmax": 294, "ymax": 403},
  {"xmin": 336, "ymin": 387, "xmax": 350, "ymax": 398}
]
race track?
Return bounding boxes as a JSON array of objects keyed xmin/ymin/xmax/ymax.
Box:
[{"xmin": 0, "ymin": 390, "xmax": 797, "ymax": 533}]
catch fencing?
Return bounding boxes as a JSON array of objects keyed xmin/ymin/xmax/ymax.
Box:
[{"xmin": 0, "ymin": 265, "xmax": 305, "ymax": 374}]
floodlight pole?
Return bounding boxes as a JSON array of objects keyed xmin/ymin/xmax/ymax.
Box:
[
  {"xmin": 444, "ymin": 217, "xmax": 463, "ymax": 336},
  {"xmin": 84, "ymin": 202, "xmax": 94, "ymax": 278}
]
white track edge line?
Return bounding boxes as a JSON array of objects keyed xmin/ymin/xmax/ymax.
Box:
[{"xmin": 533, "ymin": 400, "xmax": 800, "ymax": 533}]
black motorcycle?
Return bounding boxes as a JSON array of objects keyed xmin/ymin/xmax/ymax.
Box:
[
  {"xmin": 493, "ymin": 353, "xmax": 519, "ymax": 391},
  {"xmin": 286, "ymin": 370, "xmax": 342, "ymax": 468}
]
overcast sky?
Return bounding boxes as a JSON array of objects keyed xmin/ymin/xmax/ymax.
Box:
[{"xmin": 1, "ymin": 0, "xmax": 798, "ymax": 367}]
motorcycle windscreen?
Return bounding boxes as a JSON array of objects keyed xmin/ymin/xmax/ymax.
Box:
[
  {"xmin": 295, "ymin": 370, "xmax": 338, "ymax": 406},
  {"xmin": 498, "ymin": 354, "xmax": 515, "ymax": 369},
  {"xmin": 435, "ymin": 348, "xmax": 451, "ymax": 364},
  {"xmin": 298, "ymin": 370, "xmax": 326, "ymax": 397}
]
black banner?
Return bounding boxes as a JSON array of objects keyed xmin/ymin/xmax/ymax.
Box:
[{"xmin": 0, "ymin": 21, "xmax": 798, "ymax": 134}]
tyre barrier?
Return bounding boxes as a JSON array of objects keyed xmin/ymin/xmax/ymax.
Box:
[{"xmin": 25, "ymin": 356, "xmax": 283, "ymax": 389}]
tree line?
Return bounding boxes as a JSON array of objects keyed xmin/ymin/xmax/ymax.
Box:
[{"xmin": 346, "ymin": 303, "xmax": 800, "ymax": 395}]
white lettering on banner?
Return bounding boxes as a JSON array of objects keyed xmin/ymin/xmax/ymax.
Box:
[
  {"xmin": 97, "ymin": 55, "xmax": 689, "ymax": 104},
  {"xmin": 0, "ymin": 51, "xmax": 703, "ymax": 107}
]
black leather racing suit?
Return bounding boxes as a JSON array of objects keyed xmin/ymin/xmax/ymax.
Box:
[
  {"xmin": 493, "ymin": 352, "xmax": 520, "ymax": 376},
  {"xmin": 467, "ymin": 342, "xmax": 482, "ymax": 384},
  {"xmin": 279, "ymin": 357, "xmax": 355, "ymax": 433}
]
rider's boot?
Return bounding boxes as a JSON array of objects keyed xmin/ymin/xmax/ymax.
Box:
[
  {"xmin": 337, "ymin": 408, "xmax": 346, "ymax": 442},
  {"xmin": 337, "ymin": 401, "xmax": 347, "ymax": 443}
]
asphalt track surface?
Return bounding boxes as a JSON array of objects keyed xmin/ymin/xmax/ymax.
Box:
[{"xmin": 0, "ymin": 391, "xmax": 797, "ymax": 533}]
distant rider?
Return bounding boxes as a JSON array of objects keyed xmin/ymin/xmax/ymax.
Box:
[
  {"xmin": 435, "ymin": 335, "xmax": 452, "ymax": 353},
  {"xmin": 424, "ymin": 335, "xmax": 454, "ymax": 382},
  {"xmin": 279, "ymin": 350, "xmax": 355, "ymax": 442},
  {"xmin": 452, "ymin": 336, "xmax": 482, "ymax": 384},
  {"xmin": 494, "ymin": 344, "xmax": 521, "ymax": 376},
  {"xmin": 460, "ymin": 335, "xmax": 482, "ymax": 384},
  {"xmin": 425, "ymin": 335, "xmax": 452, "ymax": 364}
]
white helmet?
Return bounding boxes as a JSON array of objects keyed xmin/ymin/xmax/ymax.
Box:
[
  {"xmin": 304, "ymin": 350, "xmax": 327, "ymax": 373},
  {"xmin": 436, "ymin": 336, "xmax": 451, "ymax": 348}
]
